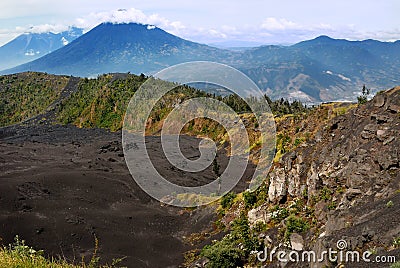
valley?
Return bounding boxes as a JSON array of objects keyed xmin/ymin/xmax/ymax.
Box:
[
  {"xmin": 0, "ymin": 72, "xmax": 398, "ymax": 267},
  {"xmin": 1, "ymin": 2, "xmax": 399, "ymax": 268}
]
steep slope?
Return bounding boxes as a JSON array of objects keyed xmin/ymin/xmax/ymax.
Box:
[
  {"xmin": 268, "ymin": 87, "xmax": 400, "ymax": 205},
  {"xmin": 265, "ymin": 87, "xmax": 400, "ymax": 267},
  {"xmin": 0, "ymin": 72, "xmax": 70, "ymax": 126},
  {"xmin": 195, "ymin": 87, "xmax": 400, "ymax": 267},
  {"xmin": 0, "ymin": 27, "xmax": 83, "ymax": 71}
]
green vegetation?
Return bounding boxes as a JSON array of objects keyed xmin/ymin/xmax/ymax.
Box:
[
  {"xmin": 270, "ymin": 102, "xmax": 355, "ymax": 162},
  {"xmin": 57, "ymin": 74, "xmax": 146, "ymax": 131},
  {"xmin": 284, "ymin": 215, "xmax": 309, "ymax": 240},
  {"xmin": 308, "ymin": 186, "xmax": 335, "ymax": 206},
  {"xmin": 386, "ymin": 200, "xmax": 394, "ymax": 208},
  {"xmin": 0, "ymin": 72, "xmax": 314, "ymax": 137},
  {"xmin": 270, "ymin": 205, "xmax": 290, "ymax": 223},
  {"xmin": 0, "ymin": 72, "xmax": 68, "ymax": 126},
  {"xmin": 1, "ymin": 72, "xmax": 370, "ymax": 268},
  {"xmin": 319, "ymin": 186, "xmax": 333, "ymax": 202},
  {"xmin": 327, "ymin": 201, "xmax": 337, "ymax": 210},
  {"xmin": 201, "ymin": 214, "xmax": 259, "ymax": 268},
  {"xmin": 276, "ymin": 132, "xmax": 292, "ymax": 154},
  {"xmin": 201, "ymin": 238, "xmax": 243, "ymax": 268},
  {"xmin": 200, "ymin": 191, "xmax": 318, "ymax": 266},
  {"xmin": 391, "ymin": 262, "xmax": 400, "ymax": 268},
  {"xmin": 56, "ymin": 74, "xmax": 249, "ymax": 132},
  {"xmin": 393, "ymin": 237, "xmax": 400, "ymax": 248},
  {"xmin": 220, "ymin": 192, "xmax": 236, "ymax": 209},
  {"xmin": 357, "ymin": 84, "xmax": 370, "ymax": 104},
  {"xmin": 265, "ymin": 96, "xmax": 309, "ymax": 116},
  {"xmin": 0, "ymin": 236, "xmax": 122, "ymax": 268},
  {"xmin": 242, "ymin": 191, "xmax": 257, "ymax": 209}
]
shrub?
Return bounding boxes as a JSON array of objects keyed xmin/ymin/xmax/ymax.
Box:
[
  {"xmin": 391, "ymin": 262, "xmax": 400, "ymax": 268},
  {"xmin": 393, "ymin": 237, "xmax": 400, "ymax": 248},
  {"xmin": 231, "ymin": 214, "xmax": 259, "ymax": 254},
  {"xmin": 243, "ymin": 191, "xmax": 257, "ymax": 209},
  {"xmin": 294, "ymin": 138, "xmax": 304, "ymax": 146},
  {"xmin": 201, "ymin": 239, "xmax": 243, "ymax": 268},
  {"xmin": 327, "ymin": 201, "xmax": 337, "ymax": 210},
  {"xmin": 220, "ymin": 192, "xmax": 236, "ymax": 209},
  {"xmin": 357, "ymin": 84, "xmax": 370, "ymax": 105},
  {"xmin": 319, "ymin": 187, "xmax": 333, "ymax": 201},
  {"xmin": 201, "ymin": 214, "xmax": 260, "ymax": 267},
  {"xmin": 270, "ymin": 205, "xmax": 290, "ymax": 223},
  {"xmin": 284, "ymin": 215, "xmax": 309, "ymax": 239},
  {"xmin": 386, "ymin": 200, "xmax": 394, "ymax": 208}
]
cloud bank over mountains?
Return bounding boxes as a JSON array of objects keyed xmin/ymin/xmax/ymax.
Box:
[{"xmin": 1, "ymin": 7, "xmax": 399, "ymax": 46}]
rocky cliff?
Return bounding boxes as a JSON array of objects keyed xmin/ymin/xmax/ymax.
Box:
[{"xmin": 255, "ymin": 87, "xmax": 400, "ymax": 267}]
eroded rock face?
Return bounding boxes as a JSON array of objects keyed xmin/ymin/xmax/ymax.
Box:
[
  {"xmin": 290, "ymin": 233, "xmax": 304, "ymax": 251},
  {"xmin": 268, "ymin": 168, "xmax": 287, "ymax": 203},
  {"xmin": 262, "ymin": 87, "xmax": 400, "ymax": 267},
  {"xmin": 248, "ymin": 205, "xmax": 269, "ymax": 225},
  {"xmin": 267, "ymin": 87, "xmax": 400, "ymax": 207}
]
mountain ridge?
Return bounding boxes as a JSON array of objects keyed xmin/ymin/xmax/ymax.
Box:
[
  {"xmin": 2, "ymin": 22, "xmax": 400, "ymax": 102},
  {"xmin": 3, "ymin": 23, "xmax": 233, "ymax": 77},
  {"xmin": 0, "ymin": 27, "xmax": 83, "ymax": 70}
]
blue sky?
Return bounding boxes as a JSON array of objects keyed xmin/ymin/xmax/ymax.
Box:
[{"xmin": 0, "ymin": 0, "xmax": 399, "ymax": 46}]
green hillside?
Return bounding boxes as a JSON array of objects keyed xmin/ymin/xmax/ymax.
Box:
[
  {"xmin": 0, "ymin": 72, "xmax": 310, "ymax": 131},
  {"xmin": 0, "ymin": 72, "xmax": 69, "ymax": 126}
]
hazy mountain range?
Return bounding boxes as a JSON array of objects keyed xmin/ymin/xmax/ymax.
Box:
[
  {"xmin": 2, "ymin": 22, "xmax": 400, "ymax": 102},
  {"xmin": 0, "ymin": 27, "xmax": 83, "ymax": 71}
]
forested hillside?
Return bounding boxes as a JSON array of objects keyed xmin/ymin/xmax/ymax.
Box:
[{"xmin": 0, "ymin": 72, "xmax": 69, "ymax": 126}]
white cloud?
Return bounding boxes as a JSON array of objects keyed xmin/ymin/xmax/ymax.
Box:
[
  {"xmin": 0, "ymin": 8, "xmax": 189, "ymax": 46},
  {"xmin": 75, "ymin": 8, "xmax": 146, "ymax": 29},
  {"xmin": 261, "ymin": 18, "xmax": 301, "ymax": 31},
  {"xmin": 74, "ymin": 8, "xmax": 186, "ymax": 35},
  {"xmin": 1, "ymin": 7, "xmax": 400, "ymax": 47},
  {"xmin": 27, "ymin": 24, "xmax": 70, "ymax": 34},
  {"xmin": 338, "ymin": 74, "xmax": 351, "ymax": 81},
  {"xmin": 208, "ymin": 29, "xmax": 227, "ymax": 39},
  {"xmin": 76, "ymin": 10, "xmax": 228, "ymax": 43}
]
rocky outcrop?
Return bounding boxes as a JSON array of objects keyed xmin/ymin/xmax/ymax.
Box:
[
  {"xmin": 267, "ymin": 87, "xmax": 399, "ymax": 206},
  {"xmin": 248, "ymin": 205, "xmax": 269, "ymax": 225},
  {"xmin": 262, "ymin": 87, "xmax": 400, "ymax": 267}
]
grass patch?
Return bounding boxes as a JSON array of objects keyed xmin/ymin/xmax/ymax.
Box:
[
  {"xmin": 0, "ymin": 235, "xmax": 123, "ymax": 268},
  {"xmin": 391, "ymin": 262, "xmax": 400, "ymax": 268}
]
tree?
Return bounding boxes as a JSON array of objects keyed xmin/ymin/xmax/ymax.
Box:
[{"xmin": 357, "ymin": 84, "xmax": 370, "ymax": 104}]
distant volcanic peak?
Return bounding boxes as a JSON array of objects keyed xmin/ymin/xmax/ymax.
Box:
[
  {"xmin": 314, "ymin": 35, "xmax": 334, "ymax": 41},
  {"xmin": 92, "ymin": 22, "xmax": 166, "ymax": 37},
  {"xmin": 100, "ymin": 21, "xmax": 157, "ymax": 29}
]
